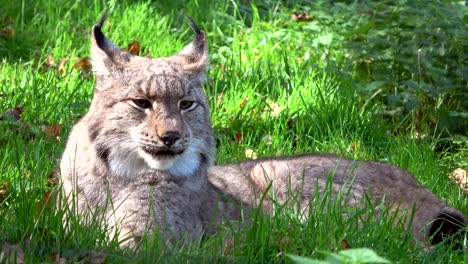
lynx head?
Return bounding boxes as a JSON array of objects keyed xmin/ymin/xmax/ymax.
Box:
[{"xmin": 87, "ymin": 13, "xmax": 214, "ymax": 178}]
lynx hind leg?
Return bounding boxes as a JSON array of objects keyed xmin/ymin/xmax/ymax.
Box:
[{"xmin": 428, "ymin": 207, "xmax": 466, "ymax": 247}]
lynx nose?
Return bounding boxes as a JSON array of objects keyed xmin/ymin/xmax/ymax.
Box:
[{"xmin": 160, "ymin": 132, "xmax": 181, "ymax": 147}]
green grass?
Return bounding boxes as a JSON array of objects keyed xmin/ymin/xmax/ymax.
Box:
[{"xmin": 0, "ymin": 0, "xmax": 466, "ymax": 263}]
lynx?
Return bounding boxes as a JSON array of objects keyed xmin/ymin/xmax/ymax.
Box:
[{"xmin": 60, "ymin": 13, "xmax": 466, "ymax": 248}]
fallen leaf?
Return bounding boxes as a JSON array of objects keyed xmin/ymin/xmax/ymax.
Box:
[
  {"xmin": 264, "ymin": 99, "xmax": 283, "ymax": 117},
  {"xmin": 0, "ymin": 181, "xmax": 10, "ymax": 202},
  {"xmin": 0, "ymin": 25, "xmax": 14, "ymax": 39},
  {"xmin": 47, "ymin": 171, "xmax": 58, "ymax": 187},
  {"xmin": 347, "ymin": 142, "xmax": 363, "ymax": 153},
  {"xmin": 291, "ymin": 11, "xmax": 315, "ymax": 22},
  {"xmin": 41, "ymin": 124, "xmax": 63, "ymax": 141},
  {"xmin": 234, "ymin": 131, "xmax": 243, "ymax": 144},
  {"xmin": 77, "ymin": 250, "xmax": 107, "ymax": 264},
  {"xmin": 239, "ymin": 98, "xmax": 248, "ymax": 109},
  {"xmin": 44, "ymin": 191, "xmax": 50, "ymax": 203},
  {"xmin": 3, "ymin": 105, "xmax": 24, "ymax": 121},
  {"xmin": 223, "ymin": 238, "xmax": 234, "ymax": 255},
  {"xmin": 47, "ymin": 54, "xmax": 55, "ymax": 68},
  {"xmin": 245, "ymin": 149, "xmax": 258, "ymax": 159},
  {"xmin": 2, "ymin": 16, "xmax": 13, "ymax": 24},
  {"xmin": 37, "ymin": 191, "xmax": 50, "ymax": 211},
  {"xmin": 1, "ymin": 242, "xmax": 24, "ymax": 264},
  {"xmin": 37, "ymin": 189, "xmax": 56, "ymax": 214},
  {"xmin": 73, "ymin": 57, "xmax": 92, "ymax": 72},
  {"xmin": 126, "ymin": 40, "xmax": 141, "ymax": 55},
  {"xmin": 450, "ymin": 168, "xmax": 467, "ymax": 191},
  {"xmin": 47, "ymin": 178, "xmax": 57, "ymax": 188},
  {"xmin": 339, "ymin": 239, "xmax": 351, "ymax": 250},
  {"xmin": 41, "ymin": 124, "xmax": 62, "ymax": 137},
  {"xmin": 57, "ymin": 58, "xmax": 68, "ymax": 75},
  {"xmin": 49, "ymin": 252, "xmax": 66, "ymax": 264},
  {"xmin": 287, "ymin": 117, "xmax": 297, "ymax": 128}
]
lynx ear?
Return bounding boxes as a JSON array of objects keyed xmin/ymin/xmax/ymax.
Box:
[
  {"xmin": 175, "ymin": 16, "xmax": 209, "ymax": 73},
  {"xmin": 91, "ymin": 11, "xmax": 132, "ymax": 75}
]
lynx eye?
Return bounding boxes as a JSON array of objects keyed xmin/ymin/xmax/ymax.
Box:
[
  {"xmin": 131, "ymin": 99, "xmax": 152, "ymax": 109},
  {"xmin": 179, "ymin": 100, "xmax": 197, "ymax": 112}
]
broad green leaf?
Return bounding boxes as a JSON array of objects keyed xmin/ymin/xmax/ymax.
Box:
[
  {"xmin": 338, "ymin": 248, "xmax": 391, "ymax": 263},
  {"xmin": 314, "ymin": 34, "xmax": 333, "ymax": 46},
  {"xmin": 286, "ymin": 254, "xmax": 328, "ymax": 264}
]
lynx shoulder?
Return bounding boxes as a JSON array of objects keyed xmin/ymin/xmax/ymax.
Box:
[{"xmin": 60, "ymin": 13, "xmax": 466, "ymax": 248}]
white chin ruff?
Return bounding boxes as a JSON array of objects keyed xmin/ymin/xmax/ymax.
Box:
[
  {"xmin": 139, "ymin": 144, "xmax": 201, "ymax": 177},
  {"xmin": 108, "ymin": 144, "xmax": 201, "ymax": 178}
]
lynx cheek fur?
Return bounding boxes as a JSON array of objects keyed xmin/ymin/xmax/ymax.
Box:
[
  {"xmin": 60, "ymin": 13, "xmax": 465, "ymax": 247},
  {"xmin": 60, "ymin": 13, "xmax": 214, "ymax": 244}
]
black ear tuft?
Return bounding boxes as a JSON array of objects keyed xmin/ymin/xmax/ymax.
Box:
[
  {"xmin": 185, "ymin": 16, "xmax": 206, "ymax": 56},
  {"xmin": 428, "ymin": 212, "xmax": 466, "ymax": 248},
  {"xmin": 177, "ymin": 16, "xmax": 208, "ymax": 72},
  {"xmin": 91, "ymin": 11, "xmax": 132, "ymax": 75},
  {"xmin": 92, "ymin": 11, "xmax": 110, "ymax": 51},
  {"xmin": 96, "ymin": 10, "xmax": 109, "ymax": 28}
]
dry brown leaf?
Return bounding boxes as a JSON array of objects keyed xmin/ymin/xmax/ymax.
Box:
[
  {"xmin": 57, "ymin": 58, "xmax": 68, "ymax": 75},
  {"xmin": 287, "ymin": 117, "xmax": 297, "ymax": 128},
  {"xmin": 41, "ymin": 124, "xmax": 62, "ymax": 137},
  {"xmin": 0, "ymin": 182, "xmax": 10, "ymax": 202},
  {"xmin": 3, "ymin": 105, "xmax": 24, "ymax": 121},
  {"xmin": 126, "ymin": 40, "xmax": 141, "ymax": 55},
  {"xmin": 78, "ymin": 250, "xmax": 107, "ymax": 264},
  {"xmin": 291, "ymin": 12, "xmax": 315, "ymax": 22},
  {"xmin": 450, "ymin": 168, "xmax": 467, "ymax": 191},
  {"xmin": 339, "ymin": 239, "xmax": 351, "ymax": 250},
  {"xmin": 41, "ymin": 124, "xmax": 63, "ymax": 141},
  {"xmin": 1, "ymin": 242, "xmax": 24, "ymax": 264},
  {"xmin": 73, "ymin": 57, "xmax": 92, "ymax": 72},
  {"xmin": 37, "ymin": 190, "xmax": 56, "ymax": 214},
  {"xmin": 2, "ymin": 16, "xmax": 13, "ymax": 24},
  {"xmin": 348, "ymin": 142, "xmax": 362, "ymax": 153},
  {"xmin": 223, "ymin": 237, "xmax": 234, "ymax": 255},
  {"xmin": 44, "ymin": 191, "xmax": 50, "ymax": 203},
  {"xmin": 47, "ymin": 178, "xmax": 57, "ymax": 187},
  {"xmin": 0, "ymin": 25, "xmax": 15, "ymax": 39},
  {"xmin": 47, "ymin": 54, "xmax": 55, "ymax": 67},
  {"xmin": 239, "ymin": 98, "xmax": 248, "ymax": 109},
  {"xmin": 234, "ymin": 131, "xmax": 243, "ymax": 144},
  {"xmin": 47, "ymin": 171, "xmax": 58, "ymax": 187},
  {"xmin": 49, "ymin": 252, "xmax": 66, "ymax": 264}
]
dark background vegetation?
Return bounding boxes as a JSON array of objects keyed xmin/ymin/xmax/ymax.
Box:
[{"xmin": 2, "ymin": 0, "xmax": 466, "ymax": 137}]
